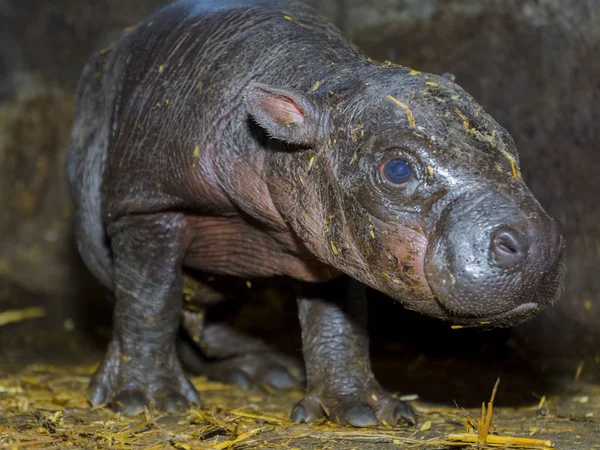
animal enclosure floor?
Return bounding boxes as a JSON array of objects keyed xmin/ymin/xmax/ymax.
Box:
[
  {"xmin": 1, "ymin": 285, "xmax": 599, "ymax": 449},
  {"xmin": 1, "ymin": 363, "xmax": 599, "ymax": 449}
]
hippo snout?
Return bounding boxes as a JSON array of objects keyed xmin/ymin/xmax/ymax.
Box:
[{"xmin": 424, "ymin": 188, "xmax": 565, "ymax": 325}]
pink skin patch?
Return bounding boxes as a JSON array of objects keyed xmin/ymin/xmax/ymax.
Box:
[
  {"xmin": 378, "ymin": 226, "xmax": 433, "ymax": 299},
  {"xmin": 264, "ymin": 96, "xmax": 305, "ymax": 127}
]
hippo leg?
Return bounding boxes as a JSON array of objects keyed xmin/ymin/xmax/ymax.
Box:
[
  {"xmin": 88, "ymin": 213, "xmax": 199, "ymax": 415},
  {"xmin": 291, "ymin": 277, "xmax": 417, "ymax": 427},
  {"xmin": 179, "ymin": 310, "xmax": 304, "ymax": 390}
]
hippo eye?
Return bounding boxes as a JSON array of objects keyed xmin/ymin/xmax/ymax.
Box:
[{"xmin": 382, "ymin": 158, "xmax": 413, "ymax": 184}]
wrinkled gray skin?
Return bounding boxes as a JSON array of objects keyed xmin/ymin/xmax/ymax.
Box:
[{"xmin": 66, "ymin": 0, "xmax": 565, "ymax": 427}]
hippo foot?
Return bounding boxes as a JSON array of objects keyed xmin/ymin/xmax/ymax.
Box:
[
  {"xmin": 89, "ymin": 339, "xmax": 200, "ymax": 416},
  {"xmin": 178, "ymin": 337, "xmax": 304, "ymax": 391},
  {"xmin": 203, "ymin": 352, "xmax": 304, "ymax": 391},
  {"xmin": 290, "ymin": 384, "xmax": 417, "ymax": 427}
]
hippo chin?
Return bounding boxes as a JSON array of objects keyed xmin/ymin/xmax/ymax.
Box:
[{"xmin": 66, "ymin": 0, "xmax": 564, "ymax": 428}]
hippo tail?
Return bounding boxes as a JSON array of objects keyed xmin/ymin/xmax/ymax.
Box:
[{"xmin": 65, "ymin": 45, "xmax": 128, "ymax": 291}]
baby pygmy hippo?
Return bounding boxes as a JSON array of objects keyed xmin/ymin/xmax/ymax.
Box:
[{"xmin": 67, "ymin": 0, "xmax": 564, "ymax": 427}]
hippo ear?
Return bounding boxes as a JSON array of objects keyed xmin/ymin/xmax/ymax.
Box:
[{"xmin": 246, "ymin": 83, "xmax": 323, "ymax": 146}]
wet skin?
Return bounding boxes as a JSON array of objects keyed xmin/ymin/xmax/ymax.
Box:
[{"xmin": 66, "ymin": 0, "xmax": 565, "ymax": 426}]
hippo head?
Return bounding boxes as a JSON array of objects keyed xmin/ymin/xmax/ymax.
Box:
[{"xmin": 246, "ymin": 64, "xmax": 565, "ymax": 327}]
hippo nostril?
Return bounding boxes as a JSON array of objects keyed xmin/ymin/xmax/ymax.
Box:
[
  {"xmin": 490, "ymin": 228, "xmax": 527, "ymax": 268},
  {"xmin": 496, "ymin": 240, "xmax": 517, "ymax": 255}
]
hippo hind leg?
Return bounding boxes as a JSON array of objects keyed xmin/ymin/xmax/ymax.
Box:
[{"xmin": 178, "ymin": 291, "xmax": 304, "ymax": 391}]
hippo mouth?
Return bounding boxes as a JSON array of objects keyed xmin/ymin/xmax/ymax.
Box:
[{"xmin": 445, "ymin": 302, "xmax": 540, "ymax": 328}]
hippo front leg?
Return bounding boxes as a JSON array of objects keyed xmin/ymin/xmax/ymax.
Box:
[
  {"xmin": 88, "ymin": 213, "xmax": 199, "ymax": 415},
  {"xmin": 292, "ymin": 278, "xmax": 417, "ymax": 427}
]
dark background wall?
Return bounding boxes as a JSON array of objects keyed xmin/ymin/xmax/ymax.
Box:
[{"xmin": 0, "ymin": 0, "xmax": 598, "ymax": 378}]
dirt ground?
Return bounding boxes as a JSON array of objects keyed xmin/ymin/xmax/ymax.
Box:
[
  {"xmin": 1, "ymin": 283, "xmax": 599, "ymax": 449},
  {"xmin": 1, "ymin": 364, "xmax": 599, "ymax": 450},
  {"xmin": 2, "ymin": 344, "xmax": 600, "ymax": 449}
]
